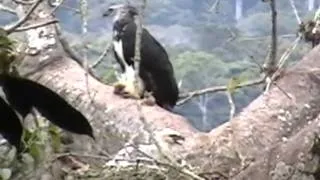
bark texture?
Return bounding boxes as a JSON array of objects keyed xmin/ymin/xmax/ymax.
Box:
[{"xmin": 10, "ymin": 2, "xmax": 320, "ymax": 180}]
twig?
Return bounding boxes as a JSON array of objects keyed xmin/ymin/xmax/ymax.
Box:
[
  {"xmin": 226, "ymin": 91, "xmax": 235, "ymax": 120},
  {"xmin": 314, "ymin": 8, "xmax": 320, "ymax": 21},
  {"xmin": 263, "ymin": 0, "xmax": 280, "ymax": 94},
  {"xmin": 134, "ymin": 103, "xmax": 205, "ymax": 179},
  {"xmin": 54, "ymin": 24, "xmax": 99, "ymax": 79},
  {"xmin": 14, "ymin": 19, "xmax": 59, "ymax": 32},
  {"xmin": 133, "ymin": 6, "xmax": 143, "ymax": 65},
  {"xmin": 0, "ymin": 4, "xmax": 17, "ymax": 14},
  {"xmin": 264, "ymin": 36, "xmax": 301, "ymax": 92},
  {"xmin": 90, "ymin": 42, "xmax": 113, "ymax": 69},
  {"xmin": 276, "ymin": 36, "xmax": 301, "ymax": 71},
  {"xmin": 208, "ymin": 0, "xmax": 220, "ymax": 12},
  {"xmin": 263, "ymin": 0, "xmax": 277, "ymax": 73},
  {"xmin": 128, "ymin": 143, "xmax": 205, "ymax": 180},
  {"xmin": 79, "ymin": 0, "xmax": 88, "ymax": 34},
  {"xmin": 49, "ymin": 0, "xmax": 65, "ymax": 14},
  {"xmin": 237, "ymin": 34, "xmax": 296, "ymax": 41},
  {"xmin": 136, "ymin": 102, "xmax": 174, "ymax": 164},
  {"xmin": 54, "ymin": 23, "xmax": 103, "ymax": 111},
  {"xmin": 249, "ymin": 55, "xmax": 264, "ymax": 72},
  {"xmin": 54, "ymin": 24, "xmax": 83, "ymax": 66},
  {"xmin": 12, "ymin": 0, "xmax": 36, "ymax": 5},
  {"xmin": 53, "ymin": 152, "xmax": 111, "ymax": 161},
  {"xmin": 273, "ymin": 83, "xmax": 293, "ymax": 99},
  {"xmin": 78, "ymin": 0, "xmax": 100, "ymax": 111},
  {"xmin": 260, "ymin": 0, "xmax": 301, "ymax": 95},
  {"xmin": 178, "ymin": 77, "xmax": 265, "ymax": 105},
  {"xmin": 5, "ymin": 0, "xmax": 44, "ymax": 34},
  {"xmin": 106, "ymin": 156, "xmax": 205, "ymax": 180},
  {"xmin": 59, "ymin": 5, "xmax": 80, "ymax": 14},
  {"xmin": 289, "ymin": 0, "xmax": 301, "ymax": 24},
  {"xmin": 132, "ymin": 1, "xmax": 146, "ymax": 91}
]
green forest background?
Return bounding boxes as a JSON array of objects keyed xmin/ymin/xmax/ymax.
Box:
[{"xmin": 1, "ymin": 0, "xmax": 315, "ymax": 132}]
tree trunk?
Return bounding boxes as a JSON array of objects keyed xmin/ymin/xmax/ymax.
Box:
[
  {"xmin": 235, "ymin": 0, "xmax": 243, "ymax": 20},
  {"xmin": 11, "ymin": 2, "xmax": 320, "ymax": 180},
  {"xmin": 308, "ymin": 0, "xmax": 315, "ymax": 11}
]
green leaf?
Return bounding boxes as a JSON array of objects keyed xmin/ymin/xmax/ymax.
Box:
[
  {"xmin": 227, "ymin": 75, "xmax": 248, "ymax": 94},
  {"xmin": 5, "ymin": 148, "xmax": 16, "ymax": 164},
  {"xmin": 21, "ymin": 128, "xmax": 43, "ymax": 164},
  {"xmin": 48, "ymin": 124, "xmax": 62, "ymax": 153},
  {"xmin": 0, "ymin": 31, "xmax": 16, "ymax": 74},
  {"xmin": 0, "ymin": 168, "xmax": 12, "ymax": 180},
  {"xmin": 29, "ymin": 142, "xmax": 42, "ymax": 164},
  {"xmin": 20, "ymin": 153, "xmax": 34, "ymax": 165}
]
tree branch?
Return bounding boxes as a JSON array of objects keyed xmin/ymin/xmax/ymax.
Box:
[
  {"xmin": 177, "ymin": 77, "xmax": 265, "ymax": 105},
  {"xmin": 14, "ymin": 19, "xmax": 59, "ymax": 32},
  {"xmin": 5, "ymin": 0, "xmax": 43, "ymax": 34},
  {"xmin": 90, "ymin": 43, "xmax": 113, "ymax": 69},
  {"xmin": 208, "ymin": 0, "xmax": 221, "ymax": 12},
  {"xmin": 12, "ymin": 0, "xmax": 36, "ymax": 5},
  {"xmin": 0, "ymin": 4, "xmax": 17, "ymax": 15},
  {"xmin": 289, "ymin": 0, "xmax": 301, "ymax": 24},
  {"xmin": 226, "ymin": 91, "xmax": 235, "ymax": 120},
  {"xmin": 263, "ymin": 0, "xmax": 277, "ymax": 73},
  {"xmin": 53, "ymin": 24, "xmax": 100, "ymax": 81},
  {"xmin": 262, "ymin": 0, "xmax": 278, "ymax": 94},
  {"xmin": 132, "ymin": 0, "xmax": 147, "ymax": 91}
]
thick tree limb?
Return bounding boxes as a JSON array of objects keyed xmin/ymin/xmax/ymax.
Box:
[
  {"xmin": 184, "ymin": 47, "xmax": 320, "ymax": 178},
  {"xmin": 10, "ymin": 1, "xmax": 320, "ymax": 179}
]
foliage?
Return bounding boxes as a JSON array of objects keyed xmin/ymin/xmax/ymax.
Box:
[
  {"xmin": 0, "ymin": 34, "xmax": 63, "ymax": 179},
  {"xmin": 172, "ymin": 51, "xmax": 229, "ymax": 90},
  {"xmin": 0, "ymin": 29, "xmax": 16, "ymax": 74}
]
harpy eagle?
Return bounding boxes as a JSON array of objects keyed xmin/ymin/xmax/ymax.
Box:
[
  {"xmin": 103, "ymin": 4, "xmax": 179, "ymax": 111},
  {"xmin": 0, "ymin": 74, "xmax": 94, "ymax": 152}
]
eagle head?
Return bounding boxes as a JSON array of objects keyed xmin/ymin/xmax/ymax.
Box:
[{"xmin": 103, "ymin": 3, "xmax": 138, "ymax": 28}]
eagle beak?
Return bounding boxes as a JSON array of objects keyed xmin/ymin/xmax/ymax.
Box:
[
  {"xmin": 102, "ymin": 8, "xmax": 114, "ymax": 17},
  {"xmin": 102, "ymin": 11, "xmax": 111, "ymax": 17}
]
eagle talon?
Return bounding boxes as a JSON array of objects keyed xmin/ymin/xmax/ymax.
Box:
[
  {"xmin": 113, "ymin": 81, "xmax": 143, "ymax": 99},
  {"xmin": 141, "ymin": 92, "xmax": 156, "ymax": 106},
  {"xmin": 113, "ymin": 82, "xmax": 126, "ymax": 95},
  {"xmin": 121, "ymin": 91, "xmax": 140, "ymax": 99}
]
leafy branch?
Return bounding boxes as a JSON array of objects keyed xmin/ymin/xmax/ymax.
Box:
[{"xmin": 178, "ymin": 77, "xmax": 265, "ymax": 105}]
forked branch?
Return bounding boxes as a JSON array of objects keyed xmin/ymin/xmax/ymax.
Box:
[{"xmin": 6, "ymin": 0, "xmax": 43, "ymax": 34}]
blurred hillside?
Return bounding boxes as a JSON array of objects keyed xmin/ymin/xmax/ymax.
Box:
[{"xmin": 3, "ymin": 0, "xmax": 316, "ymax": 132}]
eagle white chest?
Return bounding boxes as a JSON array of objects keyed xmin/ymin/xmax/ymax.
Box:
[
  {"xmin": 113, "ymin": 39, "xmax": 136, "ymax": 83},
  {"xmin": 113, "ymin": 39, "xmax": 126, "ymax": 66}
]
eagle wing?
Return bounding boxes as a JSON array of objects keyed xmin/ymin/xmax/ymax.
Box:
[
  {"xmin": 0, "ymin": 75, "xmax": 94, "ymax": 139},
  {"xmin": 0, "ymin": 96, "xmax": 23, "ymax": 151},
  {"xmin": 139, "ymin": 29, "xmax": 179, "ymax": 107}
]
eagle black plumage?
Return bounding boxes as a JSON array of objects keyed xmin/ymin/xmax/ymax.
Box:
[
  {"xmin": 103, "ymin": 4, "xmax": 179, "ymax": 111},
  {"xmin": 0, "ymin": 95, "xmax": 23, "ymax": 151},
  {"xmin": 0, "ymin": 74, "xmax": 94, "ymax": 152}
]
